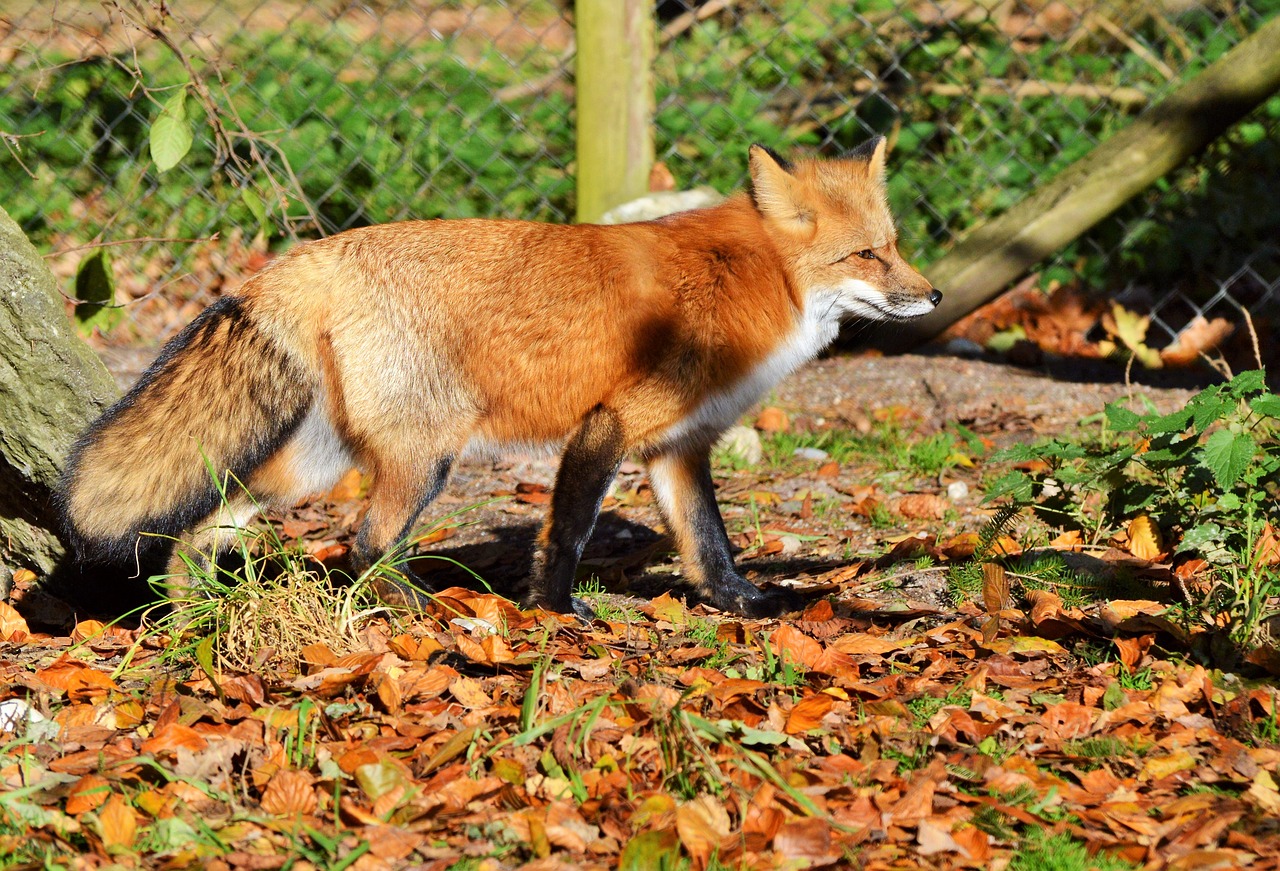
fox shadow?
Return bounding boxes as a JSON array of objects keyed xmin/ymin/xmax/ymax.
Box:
[{"xmin": 408, "ymin": 511, "xmax": 832, "ymax": 616}]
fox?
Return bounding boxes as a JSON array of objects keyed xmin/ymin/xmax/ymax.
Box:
[{"xmin": 58, "ymin": 137, "xmax": 940, "ymax": 619}]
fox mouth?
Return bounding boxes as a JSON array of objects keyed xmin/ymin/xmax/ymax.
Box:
[{"xmin": 842, "ymin": 290, "xmax": 941, "ymax": 322}]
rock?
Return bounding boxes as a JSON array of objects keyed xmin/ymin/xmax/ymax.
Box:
[
  {"xmin": 716, "ymin": 425, "xmax": 762, "ymax": 466},
  {"xmin": 793, "ymin": 447, "xmax": 830, "ymax": 461},
  {"xmin": 946, "ymin": 481, "xmax": 970, "ymax": 502},
  {"xmin": 0, "ymin": 206, "xmax": 118, "ymax": 596}
]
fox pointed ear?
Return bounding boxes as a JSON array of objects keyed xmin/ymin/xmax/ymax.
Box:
[
  {"xmin": 748, "ymin": 144, "xmax": 810, "ymax": 229},
  {"xmin": 852, "ymin": 136, "xmax": 888, "ymax": 186}
]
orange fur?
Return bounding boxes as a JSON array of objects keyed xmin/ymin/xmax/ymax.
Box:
[{"xmin": 59, "ymin": 140, "xmax": 939, "ymax": 616}]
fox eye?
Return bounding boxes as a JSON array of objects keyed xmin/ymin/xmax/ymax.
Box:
[{"xmin": 856, "ymin": 249, "xmax": 877, "ymax": 260}]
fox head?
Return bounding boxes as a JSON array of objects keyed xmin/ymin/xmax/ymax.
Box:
[{"xmin": 748, "ymin": 138, "xmax": 941, "ymax": 322}]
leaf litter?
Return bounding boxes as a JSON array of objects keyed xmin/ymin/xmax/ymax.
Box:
[{"xmin": 3, "ymin": 353, "xmax": 1279, "ymax": 869}]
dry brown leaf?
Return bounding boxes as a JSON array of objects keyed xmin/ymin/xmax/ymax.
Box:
[
  {"xmin": 98, "ymin": 793, "xmax": 137, "ymax": 849},
  {"xmin": 754, "ymin": 406, "xmax": 789, "ymax": 432},
  {"xmin": 34, "ymin": 658, "xmax": 116, "ymax": 700},
  {"xmin": 449, "ymin": 675, "xmax": 491, "ymax": 709},
  {"xmin": 770, "ymin": 624, "xmax": 823, "ymax": 671},
  {"xmin": 260, "ymin": 769, "xmax": 318, "ymax": 816},
  {"xmin": 896, "ymin": 493, "xmax": 949, "ymax": 520},
  {"xmin": 1026, "ymin": 589, "xmax": 1063, "ymax": 626},
  {"xmin": 773, "ymin": 818, "xmax": 835, "ymax": 862},
  {"xmin": 0, "ymin": 601, "xmax": 29, "ymax": 642},
  {"xmin": 1160, "ymin": 315, "xmax": 1234, "ymax": 367},
  {"xmin": 785, "ymin": 693, "xmax": 835, "ymax": 734},
  {"xmin": 676, "ymin": 795, "xmax": 731, "ymax": 867},
  {"xmin": 140, "ymin": 722, "xmax": 208, "ymax": 757},
  {"xmin": 982, "ymin": 562, "xmax": 1009, "ymax": 615},
  {"xmin": 65, "ymin": 774, "xmax": 111, "ymax": 815},
  {"xmin": 1128, "ymin": 514, "xmax": 1163, "ymax": 560}
]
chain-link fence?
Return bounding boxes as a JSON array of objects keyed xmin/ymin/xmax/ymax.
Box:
[{"xmin": 3, "ymin": 0, "xmax": 1278, "ymax": 347}]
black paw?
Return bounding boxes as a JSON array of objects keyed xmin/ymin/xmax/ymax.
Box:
[
  {"xmin": 708, "ymin": 574, "xmax": 804, "ymax": 618},
  {"xmin": 522, "ymin": 594, "xmax": 596, "ymax": 623}
]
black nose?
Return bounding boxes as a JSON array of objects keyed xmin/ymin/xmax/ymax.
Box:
[{"xmin": 929, "ymin": 288, "xmax": 943, "ymax": 306}]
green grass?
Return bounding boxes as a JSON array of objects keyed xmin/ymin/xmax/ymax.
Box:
[{"xmin": 1008, "ymin": 828, "xmax": 1138, "ymax": 871}]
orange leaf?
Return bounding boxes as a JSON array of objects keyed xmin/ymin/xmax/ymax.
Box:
[
  {"xmin": 98, "ymin": 793, "xmax": 137, "ymax": 849},
  {"xmin": 0, "ymin": 601, "xmax": 29, "ymax": 642},
  {"xmin": 259, "ymin": 769, "xmax": 318, "ymax": 816},
  {"xmin": 981, "ymin": 563, "xmax": 1009, "ymax": 615},
  {"xmin": 754, "ymin": 406, "xmax": 789, "ymax": 433},
  {"xmin": 675, "ymin": 796, "xmax": 731, "ymax": 868},
  {"xmin": 896, "ymin": 493, "xmax": 949, "ymax": 520},
  {"xmin": 141, "ymin": 722, "xmax": 208, "ymax": 757},
  {"xmin": 1254, "ymin": 523, "xmax": 1280, "ymax": 567},
  {"xmin": 773, "ymin": 818, "xmax": 834, "ymax": 862},
  {"xmin": 1026, "ymin": 589, "xmax": 1063, "ymax": 626},
  {"xmin": 786, "ymin": 693, "xmax": 835, "ymax": 734},
  {"xmin": 770, "ymin": 625, "xmax": 823, "ymax": 671},
  {"xmin": 66, "ymin": 774, "xmax": 111, "ymax": 815},
  {"xmin": 1127, "ymin": 514, "xmax": 1163, "ymax": 560},
  {"xmin": 35, "ymin": 657, "xmax": 116, "ymax": 700}
]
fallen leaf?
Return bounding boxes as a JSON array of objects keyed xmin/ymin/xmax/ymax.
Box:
[
  {"xmin": 676, "ymin": 795, "xmax": 730, "ymax": 867},
  {"xmin": 773, "ymin": 817, "xmax": 835, "ymax": 862},
  {"xmin": 260, "ymin": 769, "xmax": 317, "ymax": 816},
  {"xmin": 754, "ymin": 406, "xmax": 789, "ymax": 433},
  {"xmin": 1128, "ymin": 515, "xmax": 1163, "ymax": 560},
  {"xmin": 896, "ymin": 493, "xmax": 949, "ymax": 520},
  {"xmin": 786, "ymin": 693, "xmax": 835, "ymax": 734},
  {"xmin": 0, "ymin": 601, "xmax": 29, "ymax": 641},
  {"xmin": 66, "ymin": 774, "xmax": 111, "ymax": 815},
  {"xmin": 98, "ymin": 794, "xmax": 137, "ymax": 850}
]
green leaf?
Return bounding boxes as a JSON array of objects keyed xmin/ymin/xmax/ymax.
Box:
[
  {"xmin": 619, "ymin": 830, "xmax": 681, "ymax": 871},
  {"xmin": 1250, "ymin": 394, "xmax": 1280, "ymax": 419},
  {"xmin": 193, "ymin": 634, "xmax": 223, "ymax": 700},
  {"xmin": 1199, "ymin": 429, "xmax": 1256, "ymax": 489},
  {"xmin": 72, "ymin": 247, "xmax": 121, "ymax": 332},
  {"xmin": 983, "ymin": 471, "xmax": 1034, "ymax": 503},
  {"xmin": 150, "ymin": 88, "xmax": 193, "ymax": 173},
  {"xmin": 240, "ymin": 185, "xmax": 267, "ymax": 230},
  {"xmin": 1226, "ymin": 369, "xmax": 1266, "ymax": 398},
  {"xmin": 1104, "ymin": 403, "xmax": 1142, "ymax": 432}
]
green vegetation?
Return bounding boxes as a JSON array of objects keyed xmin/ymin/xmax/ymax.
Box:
[
  {"xmin": 3, "ymin": 0, "xmax": 1277, "ymax": 315},
  {"xmin": 1008, "ymin": 828, "xmax": 1138, "ymax": 871},
  {"xmin": 988, "ymin": 370, "xmax": 1280, "ymax": 648}
]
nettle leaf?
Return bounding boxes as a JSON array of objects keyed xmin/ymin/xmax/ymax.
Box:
[
  {"xmin": 1145, "ymin": 407, "xmax": 1194, "ymax": 435},
  {"xmin": 1249, "ymin": 393, "xmax": 1280, "ymax": 419},
  {"xmin": 1178, "ymin": 521, "xmax": 1229, "ymax": 560},
  {"xmin": 1199, "ymin": 429, "xmax": 1256, "ymax": 489},
  {"xmin": 150, "ymin": 87, "xmax": 193, "ymax": 173},
  {"xmin": 1104, "ymin": 403, "xmax": 1142, "ymax": 432},
  {"xmin": 1226, "ymin": 369, "xmax": 1266, "ymax": 399},
  {"xmin": 1189, "ymin": 395, "xmax": 1234, "ymax": 434},
  {"xmin": 983, "ymin": 470, "xmax": 1034, "ymax": 503}
]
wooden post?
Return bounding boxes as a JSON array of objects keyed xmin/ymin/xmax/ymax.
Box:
[{"xmin": 574, "ymin": 0, "xmax": 654, "ymax": 224}]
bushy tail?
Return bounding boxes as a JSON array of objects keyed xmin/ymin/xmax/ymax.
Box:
[{"xmin": 58, "ymin": 296, "xmax": 316, "ymax": 564}]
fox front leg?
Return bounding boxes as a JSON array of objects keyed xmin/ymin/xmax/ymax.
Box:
[
  {"xmin": 647, "ymin": 445, "xmax": 775, "ymax": 617},
  {"xmin": 525, "ymin": 406, "xmax": 626, "ymax": 619}
]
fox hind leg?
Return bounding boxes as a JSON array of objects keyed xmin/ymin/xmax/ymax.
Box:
[{"xmin": 352, "ymin": 452, "xmax": 456, "ymax": 608}]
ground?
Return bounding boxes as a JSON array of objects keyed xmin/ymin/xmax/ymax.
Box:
[{"xmin": 3, "ymin": 347, "xmax": 1279, "ymax": 870}]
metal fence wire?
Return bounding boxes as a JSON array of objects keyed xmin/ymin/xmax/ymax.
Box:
[{"xmin": 2, "ymin": 0, "xmax": 1278, "ymax": 347}]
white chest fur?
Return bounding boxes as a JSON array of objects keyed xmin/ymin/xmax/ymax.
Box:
[{"xmin": 652, "ymin": 288, "xmax": 845, "ymax": 453}]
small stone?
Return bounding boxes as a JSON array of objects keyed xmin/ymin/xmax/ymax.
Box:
[
  {"xmin": 716, "ymin": 425, "xmax": 762, "ymax": 466},
  {"xmin": 946, "ymin": 481, "xmax": 969, "ymax": 502},
  {"xmin": 793, "ymin": 446, "xmax": 829, "ymax": 461}
]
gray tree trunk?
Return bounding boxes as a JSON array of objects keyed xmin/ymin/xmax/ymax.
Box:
[{"xmin": 0, "ymin": 206, "xmax": 118, "ymax": 598}]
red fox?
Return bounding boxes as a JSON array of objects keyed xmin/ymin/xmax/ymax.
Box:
[{"xmin": 59, "ymin": 138, "xmax": 939, "ymax": 618}]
